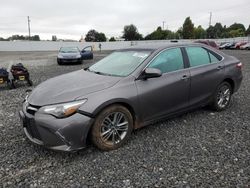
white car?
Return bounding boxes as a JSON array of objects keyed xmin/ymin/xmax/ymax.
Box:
[{"xmin": 240, "ymin": 43, "xmax": 250, "ymax": 50}]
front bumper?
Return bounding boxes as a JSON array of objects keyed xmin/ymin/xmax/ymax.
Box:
[
  {"xmin": 19, "ymin": 103, "xmax": 93, "ymax": 152},
  {"xmin": 57, "ymin": 57, "xmax": 82, "ymax": 63}
]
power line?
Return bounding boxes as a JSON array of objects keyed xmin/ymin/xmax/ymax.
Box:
[
  {"xmin": 209, "ymin": 12, "xmax": 212, "ymax": 27},
  {"xmin": 162, "ymin": 21, "xmax": 165, "ymax": 30},
  {"xmin": 27, "ymin": 16, "xmax": 31, "ymax": 40}
]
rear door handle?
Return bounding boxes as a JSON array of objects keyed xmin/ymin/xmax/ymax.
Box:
[
  {"xmin": 181, "ymin": 75, "xmax": 189, "ymax": 80},
  {"xmin": 217, "ymin": 65, "xmax": 224, "ymax": 70}
]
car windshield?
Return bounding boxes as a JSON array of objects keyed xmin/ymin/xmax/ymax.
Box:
[
  {"xmin": 60, "ymin": 47, "xmax": 79, "ymax": 53},
  {"xmin": 88, "ymin": 51, "xmax": 151, "ymax": 77}
]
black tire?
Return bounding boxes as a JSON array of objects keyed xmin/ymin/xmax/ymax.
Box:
[
  {"xmin": 27, "ymin": 79, "xmax": 33, "ymax": 86},
  {"xmin": 91, "ymin": 105, "xmax": 133, "ymax": 151},
  {"xmin": 11, "ymin": 80, "xmax": 16, "ymax": 89},
  {"xmin": 78, "ymin": 60, "xmax": 82, "ymax": 64},
  {"xmin": 7, "ymin": 80, "xmax": 13, "ymax": 89},
  {"xmin": 57, "ymin": 60, "xmax": 62, "ymax": 65},
  {"xmin": 210, "ymin": 82, "xmax": 232, "ymax": 111}
]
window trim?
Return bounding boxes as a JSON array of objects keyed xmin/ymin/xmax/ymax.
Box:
[
  {"xmin": 136, "ymin": 45, "xmax": 224, "ymax": 80},
  {"xmin": 184, "ymin": 46, "xmax": 224, "ymax": 69}
]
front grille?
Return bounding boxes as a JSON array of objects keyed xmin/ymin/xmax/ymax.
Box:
[{"xmin": 25, "ymin": 118, "xmax": 42, "ymax": 140}]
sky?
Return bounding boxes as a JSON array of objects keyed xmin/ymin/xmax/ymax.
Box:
[{"xmin": 0, "ymin": 0, "xmax": 249, "ymax": 40}]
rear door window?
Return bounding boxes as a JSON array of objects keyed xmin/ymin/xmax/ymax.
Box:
[
  {"xmin": 186, "ymin": 47, "xmax": 210, "ymax": 67},
  {"xmin": 209, "ymin": 52, "xmax": 219, "ymax": 63}
]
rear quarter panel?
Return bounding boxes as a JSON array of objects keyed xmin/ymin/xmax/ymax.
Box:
[{"xmin": 223, "ymin": 55, "xmax": 243, "ymax": 92}]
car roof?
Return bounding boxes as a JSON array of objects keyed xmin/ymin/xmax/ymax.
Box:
[{"xmin": 119, "ymin": 42, "xmax": 209, "ymax": 52}]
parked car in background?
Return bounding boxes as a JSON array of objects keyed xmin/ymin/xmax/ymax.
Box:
[
  {"xmin": 57, "ymin": 47, "xmax": 82, "ymax": 65},
  {"xmin": 20, "ymin": 43, "xmax": 243, "ymax": 151},
  {"xmin": 194, "ymin": 40, "xmax": 219, "ymax": 49},
  {"xmin": 231, "ymin": 42, "xmax": 247, "ymax": 50},
  {"xmin": 240, "ymin": 43, "xmax": 250, "ymax": 50},
  {"xmin": 81, "ymin": 46, "xmax": 94, "ymax": 60},
  {"xmin": 219, "ymin": 42, "xmax": 230, "ymax": 49},
  {"xmin": 225, "ymin": 42, "xmax": 237, "ymax": 49}
]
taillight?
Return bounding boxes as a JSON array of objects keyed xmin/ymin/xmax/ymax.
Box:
[{"xmin": 236, "ymin": 62, "xmax": 242, "ymax": 69}]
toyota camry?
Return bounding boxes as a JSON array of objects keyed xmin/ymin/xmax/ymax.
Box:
[{"xmin": 19, "ymin": 43, "xmax": 243, "ymax": 151}]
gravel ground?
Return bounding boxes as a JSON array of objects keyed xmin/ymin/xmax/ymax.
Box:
[{"xmin": 0, "ymin": 50, "xmax": 249, "ymax": 187}]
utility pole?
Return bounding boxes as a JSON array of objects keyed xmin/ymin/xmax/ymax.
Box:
[
  {"xmin": 209, "ymin": 12, "xmax": 212, "ymax": 27},
  {"xmin": 27, "ymin": 16, "xmax": 31, "ymax": 40},
  {"xmin": 162, "ymin": 21, "xmax": 165, "ymax": 30}
]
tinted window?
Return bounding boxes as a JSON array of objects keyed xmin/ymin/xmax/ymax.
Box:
[
  {"xmin": 186, "ymin": 47, "xmax": 210, "ymax": 67},
  {"xmin": 209, "ymin": 52, "xmax": 220, "ymax": 63},
  {"xmin": 148, "ymin": 48, "xmax": 184, "ymax": 73}
]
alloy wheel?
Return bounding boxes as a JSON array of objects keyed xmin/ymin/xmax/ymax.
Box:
[
  {"xmin": 100, "ymin": 112, "xmax": 129, "ymax": 145},
  {"xmin": 217, "ymin": 85, "xmax": 231, "ymax": 109}
]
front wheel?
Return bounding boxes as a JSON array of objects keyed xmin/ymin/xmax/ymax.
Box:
[
  {"xmin": 211, "ymin": 82, "xmax": 232, "ymax": 111},
  {"xmin": 91, "ymin": 105, "xmax": 133, "ymax": 151}
]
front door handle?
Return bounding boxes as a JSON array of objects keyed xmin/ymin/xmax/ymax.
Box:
[{"xmin": 181, "ymin": 75, "xmax": 189, "ymax": 80}]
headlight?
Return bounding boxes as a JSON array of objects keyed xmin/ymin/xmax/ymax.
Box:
[
  {"xmin": 58, "ymin": 54, "xmax": 63, "ymax": 58},
  {"xmin": 76, "ymin": 54, "xmax": 81, "ymax": 58},
  {"xmin": 41, "ymin": 99, "xmax": 87, "ymax": 118}
]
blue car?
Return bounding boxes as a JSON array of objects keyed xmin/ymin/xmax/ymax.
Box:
[
  {"xmin": 57, "ymin": 46, "xmax": 93, "ymax": 65},
  {"xmin": 81, "ymin": 46, "xmax": 94, "ymax": 60}
]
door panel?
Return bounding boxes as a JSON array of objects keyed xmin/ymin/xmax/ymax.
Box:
[
  {"xmin": 136, "ymin": 69, "xmax": 190, "ymax": 122},
  {"xmin": 185, "ymin": 46, "xmax": 225, "ymax": 106},
  {"xmin": 189, "ymin": 62, "xmax": 224, "ymax": 105}
]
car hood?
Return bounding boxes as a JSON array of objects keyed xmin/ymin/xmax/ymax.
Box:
[{"xmin": 28, "ymin": 70, "xmax": 121, "ymax": 106}]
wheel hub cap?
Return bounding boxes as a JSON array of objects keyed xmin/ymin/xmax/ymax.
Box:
[
  {"xmin": 100, "ymin": 112, "xmax": 129, "ymax": 145},
  {"xmin": 217, "ymin": 85, "xmax": 231, "ymax": 108}
]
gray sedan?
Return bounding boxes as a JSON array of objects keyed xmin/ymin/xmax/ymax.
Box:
[
  {"xmin": 19, "ymin": 43, "xmax": 243, "ymax": 151},
  {"xmin": 57, "ymin": 47, "xmax": 82, "ymax": 65}
]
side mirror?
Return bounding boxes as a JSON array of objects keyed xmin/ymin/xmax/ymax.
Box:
[{"xmin": 139, "ymin": 68, "xmax": 162, "ymax": 80}]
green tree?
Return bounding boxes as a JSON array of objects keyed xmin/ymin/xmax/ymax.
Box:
[
  {"xmin": 85, "ymin": 30, "xmax": 106, "ymax": 42},
  {"xmin": 175, "ymin": 28, "xmax": 183, "ymax": 39},
  {"xmin": 109, "ymin": 37, "xmax": 116, "ymax": 42},
  {"xmin": 122, "ymin": 24, "xmax": 143, "ymax": 41},
  {"xmin": 228, "ymin": 29, "xmax": 245, "ymax": 38},
  {"xmin": 213, "ymin": 23, "xmax": 224, "ymax": 38},
  {"xmin": 30, "ymin": 35, "xmax": 40, "ymax": 41},
  {"xmin": 85, "ymin": 30, "xmax": 98, "ymax": 42},
  {"xmin": 206, "ymin": 26, "xmax": 216, "ymax": 38},
  {"xmin": 228, "ymin": 23, "xmax": 246, "ymax": 33},
  {"xmin": 194, "ymin": 25, "xmax": 206, "ymax": 39},
  {"xmin": 0, "ymin": 37, "xmax": 9, "ymax": 41},
  {"xmin": 96, "ymin": 32, "xmax": 106, "ymax": 42},
  {"xmin": 182, "ymin": 17, "xmax": 194, "ymax": 39},
  {"xmin": 221, "ymin": 25, "xmax": 229, "ymax": 38},
  {"xmin": 52, "ymin": 35, "xmax": 57, "ymax": 41},
  {"xmin": 145, "ymin": 26, "xmax": 175, "ymax": 40}
]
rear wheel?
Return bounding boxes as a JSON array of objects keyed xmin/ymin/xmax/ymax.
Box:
[
  {"xmin": 91, "ymin": 105, "xmax": 133, "ymax": 151},
  {"xmin": 211, "ymin": 82, "xmax": 232, "ymax": 111}
]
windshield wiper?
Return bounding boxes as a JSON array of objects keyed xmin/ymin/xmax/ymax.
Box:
[
  {"xmin": 85, "ymin": 68, "xmax": 102, "ymax": 75},
  {"xmin": 85, "ymin": 68, "xmax": 117, "ymax": 76}
]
